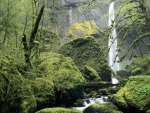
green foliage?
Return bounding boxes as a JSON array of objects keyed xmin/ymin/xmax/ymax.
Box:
[
  {"xmin": 0, "ymin": 49, "xmax": 37, "ymax": 113},
  {"xmin": 37, "ymin": 30, "xmax": 61, "ymax": 52},
  {"xmin": 68, "ymin": 20, "xmax": 99, "ymax": 38},
  {"xmin": 31, "ymin": 78, "xmax": 55, "ymax": 110},
  {"xmin": 116, "ymin": 0, "xmax": 150, "ymax": 60},
  {"xmin": 83, "ymin": 103, "xmax": 123, "ymax": 113},
  {"xmin": 36, "ymin": 107, "xmax": 82, "ymax": 113},
  {"xmin": 0, "ymin": 72, "xmax": 37, "ymax": 113}
]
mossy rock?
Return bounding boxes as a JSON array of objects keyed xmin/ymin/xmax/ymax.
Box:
[
  {"xmin": 83, "ymin": 103, "xmax": 123, "ymax": 113},
  {"xmin": 146, "ymin": 110, "xmax": 150, "ymax": 113},
  {"xmin": 83, "ymin": 65, "xmax": 101, "ymax": 82},
  {"xmin": 112, "ymin": 75, "xmax": 150, "ymax": 112},
  {"xmin": 37, "ymin": 52, "xmax": 85, "ymax": 106},
  {"xmin": 86, "ymin": 60, "xmax": 111, "ymax": 82},
  {"xmin": 35, "ymin": 107, "xmax": 82, "ymax": 113},
  {"xmin": 31, "ymin": 78, "xmax": 55, "ymax": 110},
  {"xmin": 111, "ymin": 88, "xmax": 128, "ymax": 110},
  {"xmin": 130, "ymin": 54, "xmax": 150, "ymax": 75},
  {"xmin": 59, "ymin": 37, "xmax": 111, "ymax": 82},
  {"xmin": 131, "ymin": 68, "xmax": 142, "ymax": 75},
  {"xmin": 0, "ymin": 72, "xmax": 37, "ymax": 113}
]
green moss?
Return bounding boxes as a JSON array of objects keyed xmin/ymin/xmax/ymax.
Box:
[
  {"xmin": 83, "ymin": 103, "xmax": 123, "ymax": 113},
  {"xmin": 36, "ymin": 107, "xmax": 82, "ymax": 113},
  {"xmin": 31, "ymin": 78, "xmax": 55, "ymax": 109},
  {"xmin": 83, "ymin": 65, "xmax": 101, "ymax": 82},
  {"xmin": 38, "ymin": 52, "xmax": 85, "ymax": 89},
  {"xmin": 112, "ymin": 88, "xmax": 128, "ymax": 109},
  {"xmin": 59, "ymin": 37, "xmax": 111, "ymax": 82},
  {"xmin": 37, "ymin": 52, "xmax": 85, "ymax": 106},
  {"xmin": 125, "ymin": 76, "xmax": 150, "ymax": 110},
  {"xmin": 87, "ymin": 60, "xmax": 111, "ymax": 82},
  {"xmin": 0, "ymin": 73, "xmax": 37, "ymax": 113},
  {"xmin": 112, "ymin": 75, "xmax": 150, "ymax": 111},
  {"xmin": 131, "ymin": 68, "xmax": 142, "ymax": 75}
]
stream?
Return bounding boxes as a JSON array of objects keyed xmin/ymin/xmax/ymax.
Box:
[{"xmin": 72, "ymin": 96, "xmax": 108, "ymax": 111}]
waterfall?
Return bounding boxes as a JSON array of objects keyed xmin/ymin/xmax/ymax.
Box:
[
  {"xmin": 108, "ymin": 1, "xmax": 120, "ymax": 72},
  {"xmin": 108, "ymin": 1, "xmax": 120, "ymax": 84},
  {"xmin": 69, "ymin": 6, "xmax": 73, "ymax": 24}
]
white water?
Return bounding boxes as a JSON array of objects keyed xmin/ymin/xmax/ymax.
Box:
[
  {"xmin": 72, "ymin": 96, "xmax": 108, "ymax": 111},
  {"xmin": 108, "ymin": 2, "xmax": 120, "ymax": 84},
  {"xmin": 108, "ymin": 2, "xmax": 120, "ymax": 72},
  {"xmin": 69, "ymin": 6, "xmax": 73, "ymax": 24}
]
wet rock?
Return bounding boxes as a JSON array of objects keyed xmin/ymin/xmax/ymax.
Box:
[{"xmin": 83, "ymin": 103, "xmax": 123, "ymax": 113}]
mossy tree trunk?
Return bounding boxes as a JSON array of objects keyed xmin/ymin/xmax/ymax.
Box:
[{"xmin": 22, "ymin": 5, "xmax": 45, "ymax": 68}]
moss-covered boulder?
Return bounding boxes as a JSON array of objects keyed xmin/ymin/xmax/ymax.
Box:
[
  {"xmin": 0, "ymin": 72, "xmax": 37, "ymax": 113},
  {"xmin": 59, "ymin": 37, "xmax": 111, "ymax": 82},
  {"xmin": 36, "ymin": 107, "xmax": 82, "ymax": 113},
  {"xmin": 86, "ymin": 59, "xmax": 111, "ymax": 82},
  {"xmin": 37, "ymin": 52, "xmax": 85, "ymax": 106},
  {"xmin": 111, "ymin": 75, "xmax": 150, "ymax": 112},
  {"xmin": 31, "ymin": 78, "xmax": 55, "ymax": 110},
  {"xmin": 83, "ymin": 65, "xmax": 101, "ymax": 82},
  {"xmin": 83, "ymin": 103, "xmax": 122, "ymax": 113}
]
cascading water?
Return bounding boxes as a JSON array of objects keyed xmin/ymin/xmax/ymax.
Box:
[
  {"xmin": 69, "ymin": 6, "xmax": 73, "ymax": 24},
  {"xmin": 108, "ymin": 1, "xmax": 120, "ymax": 84},
  {"xmin": 72, "ymin": 96, "xmax": 108, "ymax": 111}
]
